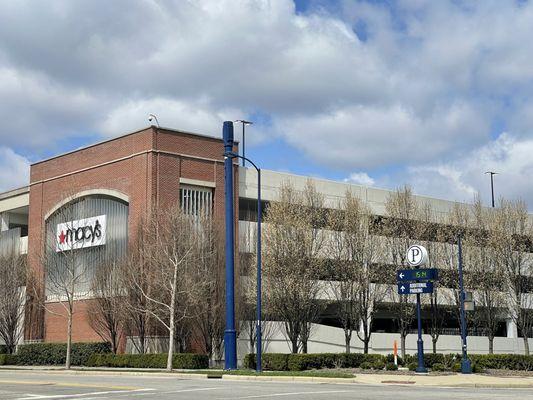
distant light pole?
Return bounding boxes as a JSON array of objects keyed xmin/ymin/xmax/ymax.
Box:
[
  {"xmin": 485, "ymin": 171, "xmax": 497, "ymax": 208},
  {"xmin": 224, "ymin": 150, "xmax": 263, "ymax": 373},
  {"xmin": 235, "ymin": 120, "xmax": 253, "ymax": 167}
]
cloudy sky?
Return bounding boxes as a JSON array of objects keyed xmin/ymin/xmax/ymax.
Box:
[{"xmin": 1, "ymin": 0, "xmax": 533, "ymax": 207}]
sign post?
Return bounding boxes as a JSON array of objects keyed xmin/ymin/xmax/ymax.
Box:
[{"xmin": 397, "ymin": 245, "xmax": 437, "ymax": 374}]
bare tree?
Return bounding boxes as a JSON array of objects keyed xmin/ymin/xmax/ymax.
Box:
[
  {"xmin": 384, "ymin": 185, "xmax": 419, "ymax": 358},
  {"xmin": 121, "ymin": 233, "xmax": 152, "ymax": 354},
  {"xmin": 264, "ymin": 181, "xmax": 325, "ymax": 353},
  {"xmin": 191, "ymin": 216, "xmax": 225, "ymax": 363},
  {"xmin": 87, "ymin": 258, "xmax": 124, "ymax": 354},
  {"xmin": 328, "ymin": 192, "xmax": 382, "ymax": 353},
  {"xmin": 466, "ymin": 198, "xmax": 506, "ymax": 354},
  {"xmin": 0, "ymin": 248, "xmax": 26, "ymax": 354},
  {"xmin": 493, "ymin": 199, "xmax": 533, "ymax": 355},
  {"xmin": 126, "ymin": 205, "xmax": 210, "ymax": 370},
  {"xmin": 38, "ymin": 198, "xmax": 103, "ymax": 369}
]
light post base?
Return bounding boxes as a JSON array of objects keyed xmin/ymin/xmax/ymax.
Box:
[
  {"xmin": 224, "ymin": 329, "xmax": 237, "ymax": 370},
  {"xmin": 461, "ymin": 358, "xmax": 472, "ymax": 374},
  {"xmin": 416, "ymin": 337, "xmax": 426, "ymax": 373}
]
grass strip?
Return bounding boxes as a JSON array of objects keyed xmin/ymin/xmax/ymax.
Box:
[{"xmin": 196, "ymin": 370, "xmax": 355, "ymax": 379}]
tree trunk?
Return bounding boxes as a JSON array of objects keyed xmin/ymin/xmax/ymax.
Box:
[
  {"xmin": 524, "ymin": 336, "xmax": 530, "ymax": 356},
  {"xmin": 432, "ymin": 337, "xmax": 437, "ymax": 354},
  {"xmin": 400, "ymin": 334, "xmax": 406, "ymax": 359},
  {"xmin": 488, "ymin": 336, "xmax": 494, "ymax": 354},
  {"xmin": 66, "ymin": 311, "xmax": 72, "ymax": 370},
  {"xmin": 167, "ymin": 262, "xmax": 180, "ymax": 372},
  {"xmin": 344, "ymin": 329, "xmax": 351, "ymax": 354},
  {"xmin": 364, "ymin": 338, "xmax": 369, "ymax": 354},
  {"xmin": 291, "ymin": 338, "xmax": 298, "ymax": 354},
  {"xmin": 301, "ymin": 340, "xmax": 308, "ymax": 354}
]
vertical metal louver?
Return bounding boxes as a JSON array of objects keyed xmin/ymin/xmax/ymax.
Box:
[{"xmin": 180, "ymin": 185, "xmax": 213, "ymax": 217}]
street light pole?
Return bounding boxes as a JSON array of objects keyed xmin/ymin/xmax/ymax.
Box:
[
  {"xmin": 458, "ymin": 234, "xmax": 472, "ymax": 374},
  {"xmin": 485, "ymin": 171, "xmax": 497, "ymax": 208},
  {"xmin": 223, "ymin": 121, "xmax": 237, "ymax": 370},
  {"xmin": 235, "ymin": 120, "xmax": 253, "ymax": 167},
  {"xmin": 224, "ymin": 150, "xmax": 262, "ymax": 373}
]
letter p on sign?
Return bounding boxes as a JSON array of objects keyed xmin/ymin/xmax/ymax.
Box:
[{"xmin": 406, "ymin": 244, "xmax": 428, "ymax": 267}]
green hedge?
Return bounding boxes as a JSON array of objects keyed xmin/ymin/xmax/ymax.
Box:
[
  {"xmin": 16, "ymin": 342, "xmax": 111, "ymax": 366},
  {"xmin": 244, "ymin": 353, "xmax": 386, "ymax": 371},
  {"xmin": 0, "ymin": 354, "xmax": 19, "ymax": 365},
  {"xmin": 86, "ymin": 353, "xmax": 208, "ymax": 369},
  {"xmin": 469, "ymin": 354, "xmax": 533, "ymax": 371}
]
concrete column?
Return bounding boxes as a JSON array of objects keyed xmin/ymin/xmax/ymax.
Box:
[
  {"xmin": 507, "ymin": 318, "xmax": 518, "ymax": 339},
  {"xmin": 0, "ymin": 212, "xmax": 9, "ymax": 232}
]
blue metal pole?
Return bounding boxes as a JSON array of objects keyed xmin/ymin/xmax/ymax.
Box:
[
  {"xmin": 458, "ymin": 235, "xmax": 472, "ymax": 374},
  {"xmin": 256, "ymin": 169, "xmax": 262, "ymax": 373},
  {"xmin": 223, "ymin": 121, "xmax": 237, "ymax": 370},
  {"xmin": 415, "ymin": 293, "xmax": 427, "ymax": 373}
]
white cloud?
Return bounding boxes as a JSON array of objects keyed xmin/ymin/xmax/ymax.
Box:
[
  {"xmin": 0, "ymin": 147, "xmax": 30, "ymax": 192},
  {"xmin": 278, "ymin": 102, "xmax": 488, "ymax": 169},
  {"xmin": 404, "ymin": 133, "xmax": 533, "ymax": 207},
  {"xmin": 344, "ymin": 172, "xmax": 375, "ymax": 186},
  {"xmin": 99, "ymin": 98, "xmax": 241, "ymax": 138},
  {"xmin": 0, "ymin": 0, "xmax": 533, "ymax": 203}
]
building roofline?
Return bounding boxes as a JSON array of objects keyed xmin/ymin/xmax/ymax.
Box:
[
  {"xmin": 245, "ymin": 167, "xmax": 472, "ymax": 208},
  {"xmin": 0, "ymin": 186, "xmax": 30, "ymax": 201},
  {"xmin": 31, "ymin": 125, "xmax": 235, "ymax": 166}
]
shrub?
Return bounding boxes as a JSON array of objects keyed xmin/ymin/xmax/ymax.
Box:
[
  {"xmin": 244, "ymin": 353, "xmax": 385, "ymax": 371},
  {"xmin": 471, "ymin": 363, "xmax": 483, "ymax": 374},
  {"xmin": 385, "ymin": 362, "xmax": 398, "ymax": 371},
  {"xmin": 452, "ymin": 363, "xmax": 462, "ymax": 373},
  {"xmin": 423, "ymin": 353, "xmax": 445, "ymax": 368},
  {"xmin": 243, "ymin": 354, "xmax": 290, "ymax": 371},
  {"xmin": 431, "ymin": 363, "xmax": 446, "ymax": 372},
  {"xmin": 360, "ymin": 361, "xmax": 373, "ymax": 370},
  {"xmin": 385, "ymin": 354, "xmax": 403, "ymax": 366},
  {"xmin": 372, "ymin": 360, "xmax": 385, "ymax": 370},
  {"xmin": 0, "ymin": 345, "xmax": 7, "ymax": 354},
  {"xmin": 86, "ymin": 353, "xmax": 208, "ymax": 369},
  {"xmin": 469, "ymin": 354, "xmax": 533, "ymax": 371},
  {"xmin": 407, "ymin": 362, "xmax": 417, "ymax": 371},
  {"xmin": 0, "ymin": 354, "xmax": 19, "ymax": 365},
  {"xmin": 17, "ymin": 342, "xmax": 111, "ymax": 366}
]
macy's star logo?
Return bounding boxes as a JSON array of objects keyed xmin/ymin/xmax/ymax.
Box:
[{"xmin": 58, "ymin": 230, "xmax": 66, "ymax": 244}]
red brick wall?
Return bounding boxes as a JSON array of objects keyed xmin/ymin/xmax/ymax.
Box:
[{"xmin": 26, "ymin": 127, "xmax": 238, "ymax": 347}]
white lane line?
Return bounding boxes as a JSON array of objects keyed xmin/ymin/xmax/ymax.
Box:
[
  {"xmin": 16, "ymin": 388, "xmax": 155, "ymax": 400},
  {"xmin": 161, "ymin": 387, "xmax": 223, "ymax": 394},
  {"xmin": 218, "ymin": 390, "xmax": 351, "ymax": 399}
]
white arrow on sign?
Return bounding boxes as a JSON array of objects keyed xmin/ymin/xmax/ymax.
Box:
[
  {"xmin": 399, "ymin": 272, "xmax": 405, "ymax": 279},
  {"xmin": 400, "ymin": 285, "xmax": 406, "ymax": 292}
]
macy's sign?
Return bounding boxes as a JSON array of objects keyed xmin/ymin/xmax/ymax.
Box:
[{"xmin": 56, "ymin": 215, "xmax": 107, "ymax": 252}]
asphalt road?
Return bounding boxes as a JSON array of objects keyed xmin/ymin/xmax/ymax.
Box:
[{"xmin": 0, "ymin": 371, "xmax": 532, "ymax": 400}]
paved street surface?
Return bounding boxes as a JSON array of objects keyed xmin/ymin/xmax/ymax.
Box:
[{"xmin": 0, "ymin": 370, "xmax": 532, "ymax": 399}]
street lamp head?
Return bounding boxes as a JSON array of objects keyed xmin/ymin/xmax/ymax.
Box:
[
  {"xmin": 148, "ymin": 113, "xmax": 160, "ymax": 128},
  {"xmin": 235, "ymin": 119, "xmax": 253, "ymax": 125},
  {"xmin": 485, "ymin": 171, "xmax": 497, "ymax": 175}
]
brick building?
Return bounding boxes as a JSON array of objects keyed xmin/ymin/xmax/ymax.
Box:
[{"xmin": 17, "ymin": 126, "xmax": 238, "ymax": 345}]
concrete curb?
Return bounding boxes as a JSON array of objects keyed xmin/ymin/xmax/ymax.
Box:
[{"xmin": 1, "ymin": 367, "xmax": 533, "ymax": 388}]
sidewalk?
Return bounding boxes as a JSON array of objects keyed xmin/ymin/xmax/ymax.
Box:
[{"xmin": 1, "ymin": 366, "xmax": 533, "ymax": 388}]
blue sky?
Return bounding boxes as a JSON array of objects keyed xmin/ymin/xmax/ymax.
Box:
[{"xmin": 1, "ymin": 0, "xmax": 533, "ymax": 208}]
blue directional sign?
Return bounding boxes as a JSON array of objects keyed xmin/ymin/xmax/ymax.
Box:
[
  {"xmin": 397, "ymin": 281, "xmax": 434, "ymax": 295},
  {"xmin": 396, "ymin": 268, "xmax": 438, "ymax": 282}
]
